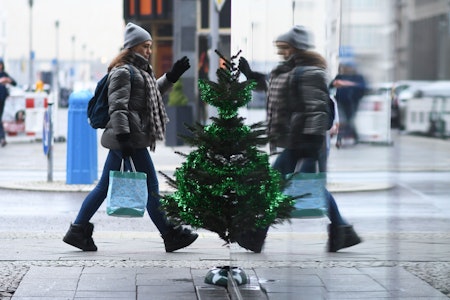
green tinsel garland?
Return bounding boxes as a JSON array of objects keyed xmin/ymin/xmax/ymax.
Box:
[{"xmin": 160, "ymin": 52, "xmax": 294, "ymax": 243}]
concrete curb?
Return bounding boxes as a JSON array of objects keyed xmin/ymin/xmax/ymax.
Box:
[{"xmin": 0, "ymin": 180, "xmax": 395, "ymax": 193}]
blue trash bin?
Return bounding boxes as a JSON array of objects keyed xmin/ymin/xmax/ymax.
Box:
[{"xmin": 66, "ymin": 90, "xmax": 98, "ymax": 184}]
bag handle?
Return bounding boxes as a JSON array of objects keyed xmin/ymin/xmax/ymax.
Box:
[{"xmin": 120, "ymin": 157, "xmax": 137, "ymax": 173}]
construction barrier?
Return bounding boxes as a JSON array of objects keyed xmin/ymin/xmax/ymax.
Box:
[
  {"xmin": 24, "ymin": 92, "xmax": 48, "ymax": 138},
  {"xmin": 2, "ymin": 89, "xmax": 49, "ymax": 140},
  {"xmin": 354, "ymin": 94, "xmax": 392, "ymax": 144},
  {"xmin": 2, "ymin": 88, "xmax": 26, "ymax": 136}
]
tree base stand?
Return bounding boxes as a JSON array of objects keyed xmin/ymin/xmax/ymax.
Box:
[{"xmin": 204, "ymin": 266, "xmax": 248, "ymax": 287}]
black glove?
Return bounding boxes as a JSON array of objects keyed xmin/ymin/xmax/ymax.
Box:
[
  {"xmin": 166, "ymin": 56, "xmax": 190, "ymax": 83},
  {"xmin": 239, "ymin": 57, "xmax": 267, "ymax": 90},
  {"xmin": 239, "ymin": 57, "xmax": 265, "ymax": 80},
  {"xmin": 116, "ymin": 133, "xmax": 134, "ymax": 158},
  {"xmin": 238, "ymin": 57, "xmax": 253, "ymax": 79}
]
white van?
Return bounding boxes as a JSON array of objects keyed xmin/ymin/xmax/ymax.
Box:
[{"xmin": 404, "ymin": 81, "xmax": 450, "ymax": 137}]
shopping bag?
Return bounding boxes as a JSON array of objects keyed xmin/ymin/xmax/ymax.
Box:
[
  {"xmin": 106, "ymin": 158, "xmax": 148, "ymax": 217},
  {"xmin": 284, "ymin": 172, "xmax": 327, "ymax": 218}
]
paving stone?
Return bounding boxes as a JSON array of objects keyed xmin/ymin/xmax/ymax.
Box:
[
  {"xmin": 137, "ymin": 288, "xmax": 198, "ymax": 300},
  {"xmin": 321, "ymin": 274, "xmax": 386, "ymax": 292},
  {"xmin": 12, "ymin": 297, "xmax": 75, "ymax": 300},
  {"xmin": 22, "ymin": 266, "xmax": 82, "ymax": 278},
  {"xmin": 196, "ymin": 286, "xmax": 230, "ymax": 300},
  {"xmin": 74, "ymin": 291, "xmax": 136, "ymax": 299},
  {"xmin": 77, "ymin": 274, "xmax": 136, "ymax": 292}
]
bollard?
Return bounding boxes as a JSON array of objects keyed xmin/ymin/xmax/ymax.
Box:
[{"xmin": 66, "ymin": 90, "xmax": 98, "ymax": 184}]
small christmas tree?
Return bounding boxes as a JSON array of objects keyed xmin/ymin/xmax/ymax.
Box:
[{"xmin": 160, "ymin": 51, "xmax": 294, "ymax": 244}]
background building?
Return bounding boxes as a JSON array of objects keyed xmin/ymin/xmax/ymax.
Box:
[
  {"xmin": 123, "ymin": 0, "xmax": 231, "ymax": 122},
  {"xmin": 336, "ymin": 0, "xmax": 395, "ymax": 84},
  {"xmin": 327, "ymin": 0, "xmax": 450, "ymax": 84},
  {"xmin": 0, "ymin": 9, "xmax": 6, "ymax": 58},
  {"xmin": 1, "ymin": 0, "xmax": 449, "ymax": 108},
  {"xmin": 395, "ymin": 0, "xmax": 450, "ymax": 80}
]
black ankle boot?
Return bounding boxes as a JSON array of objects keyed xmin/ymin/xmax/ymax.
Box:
[
  {"xmin": 63, "ymin": 223, "xmax": 97, "ymax": 251},
  {"xmin": 327, "ymin": 224, "xmax": 362, "ymax": 252},
  {"xmin": 162, "ymin": 226, "xmax": 198, "ymax": 252},
  {"xmin": 236, "ymin": 228, "xmax": 268, "ymax": 253}
]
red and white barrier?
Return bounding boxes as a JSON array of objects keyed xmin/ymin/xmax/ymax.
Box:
[
  {"xmin": 355, "ymin": 94, "xmax": 392, "ymax": 144},
  {"xmin": 24, "ymin": 92, "xmax": 48, "ymax": 138},
  {"xmin": 2, "ymin": 89, "xmax": 49, "ymax": 140}
]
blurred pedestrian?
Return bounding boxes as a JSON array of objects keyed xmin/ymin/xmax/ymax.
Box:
[
  {"xmin": 63, "ymin": 22, "xmax": 198, "ymax": 253},
  {"xmin": 238, "ymin": 25, "xmax": 361, "ymax": 253},
  {"xmin": 330, "ymin": 62, "xmax": 366, "ymax": 146},
  {"xmin": 0, "ymin": 58, "xmax": 17, "ymax": 147}
]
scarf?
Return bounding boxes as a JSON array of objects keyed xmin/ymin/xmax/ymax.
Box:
[{"xmin": 127, "ymin": 53, "xmax": 168, "ymax": 151}]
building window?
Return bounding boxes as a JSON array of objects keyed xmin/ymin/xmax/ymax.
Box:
[
  {"xmin": 415, "ymin": 0, "xmax": 439, "ymax": 6},
  {"xmin": 124, "ymin": 0, "xmax": 171, "ymax": 20},
  {"xmin": 140, "ymin": 0, "xmax": 152, "ymax": 16},
  {"xmin": 129, "ymin": 0, "xmax": 135, "ymax": 16},
  {"xmin": 200, "ymin": 0, "xmax": 231, "ymax": 29},
  {"xmin": 342, "ymin": 0, "xmax": 380, "ymax": 10},
  {"xmin": 342, "ymin": 25, "xmax": 379, "ymax": 50}
]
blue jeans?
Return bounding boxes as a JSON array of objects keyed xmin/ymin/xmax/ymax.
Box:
[
  {"xmin": 273, "ymin": 147, "xmax": 346, "ymax": 225},
  {"xmin": 74, "ymin": 148, "xmax": 171, "ymax": 234},
  {"xmin": 337, "ymin": 101, "xmax": 359, "ymax": 141}
]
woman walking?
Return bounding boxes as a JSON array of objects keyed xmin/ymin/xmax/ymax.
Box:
[{"xmin": 63, "ymin": 23, "xmax": 198, "ymax": 253}]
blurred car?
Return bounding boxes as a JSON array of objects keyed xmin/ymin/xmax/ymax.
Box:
[
  {"xmin": 365, "ymin": 82, "xmax": 393, "ymax": 96},
  {"xmin": 414, "ymin": 81, "xmax": 450, "ymax": 137},
  {"xmin": 391, "ymin": 80, "xmax": 432, "ymax": 130}
]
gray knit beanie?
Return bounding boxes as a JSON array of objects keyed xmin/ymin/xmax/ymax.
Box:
[
  {"xmin": 123, "ymin": 22, "xmax": 152, "ymax": 49},
  {"xmin": 275, "ymin": 25, "xmax": 314, "ymax": 50}
]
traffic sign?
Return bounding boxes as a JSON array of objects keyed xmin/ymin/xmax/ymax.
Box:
[
  {"xmin": 214, "ymin": 0, "xmax": 226, "ymax": 11},
  {"xmin": 42, "ymin": 109, "xmax": 50, "ymax": 155}
]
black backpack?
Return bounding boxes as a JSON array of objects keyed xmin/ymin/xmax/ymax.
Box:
[
  {"xmin": 326, "ymin": 95, "xmax": 336, "ymax": 130},
  {"xmin": 87, "ymin": 65, "xmax": 134, "ymax": 129}
]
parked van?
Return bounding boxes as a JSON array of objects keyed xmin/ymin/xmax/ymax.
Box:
[
  {"xmin": 391, "ymin": 80, "xmax": 432, "ymax": 130},
  {"xmin": 404, "ymin": 81, "xmax": 450, "ymax": 138}
]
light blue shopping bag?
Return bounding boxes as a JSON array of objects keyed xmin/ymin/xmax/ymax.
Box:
[
  {"xmin": 106, "ymin": 158, "xmax": 148, "ymax": 217},
  {"xmin": 284, "ymin": 172, "xmax": 327, "ymax": 218}
]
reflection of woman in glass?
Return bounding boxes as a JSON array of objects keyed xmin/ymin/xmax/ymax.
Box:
[
  {"xmin": 0, "ymin": 58, "xmax": 17, "ymax": 147},
  {"xmin": 239, "ymin": 26, "xmax": 362, "ymax": 253}
]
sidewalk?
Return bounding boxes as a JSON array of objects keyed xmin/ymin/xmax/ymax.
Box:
[
  {"xmin": 1, "ymin": 130, "xmax": 450, "ymax": 193},
  {"xmin": 1, "ymin": 125, "xmax": 450, "ymax": 299},
  {"xmin": 4, "ymin": 231, "xmax": 450, "ymax": 299}
]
